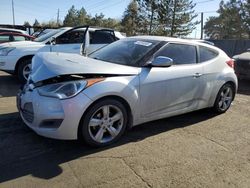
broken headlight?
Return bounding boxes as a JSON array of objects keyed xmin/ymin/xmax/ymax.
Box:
[
  {"xmin": 37, "ymin": 78, "xmax": 105, "ymax": 99},
  {"xmin": 38, "ymin": 80, "xmax": 87, "ymax": 99}
]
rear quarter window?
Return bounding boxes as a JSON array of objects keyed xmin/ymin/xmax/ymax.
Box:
[{"xmin": 199, "ymin": 46, "xmax": 218, "ymax": 62}]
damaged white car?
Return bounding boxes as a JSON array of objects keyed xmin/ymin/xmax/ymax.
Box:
[
  {"xmin": 17, "ymin": 36, "xmax": 237, "ymax": 147},
  {"xmin": 0, "ymin": 26, "xmax": 124, "ymax": 83}
]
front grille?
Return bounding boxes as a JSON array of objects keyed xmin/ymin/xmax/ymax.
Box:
[
  {"xmin": 39, "ymin": 119, "xmax": 63, "ymax": 128},
  {"xmin": 21, "ymin": 102, "xmax": 34, "ymax": 123}
]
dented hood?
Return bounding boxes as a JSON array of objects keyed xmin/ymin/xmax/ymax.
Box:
[{"xmin": 30, "ymin": 52, "xmax": 140, "ymax": 82}]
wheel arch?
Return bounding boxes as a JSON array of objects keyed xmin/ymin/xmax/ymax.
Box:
[
  {"xmin": 225, "ymin": 80, "xmax": 236, "ymax": 100},
  {"xmin": 14, "ymin": 55, "xmax": 34, "ymax": 74},
  {"xmin": 212, "ymin": 80, "xmax": 237, "ymax": 108},
  {"xmin": 77, "ymin": 95, "xmax": 133, "ymax": 140}
]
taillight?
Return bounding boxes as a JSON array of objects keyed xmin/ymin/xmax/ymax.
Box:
[{"xmin": 226, "ymin": 59, "xmax": 234, "ymax": 69}]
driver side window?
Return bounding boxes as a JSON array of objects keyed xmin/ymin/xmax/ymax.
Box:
[
  {"xmin": 56, "ymin": 30, "xmax": 84, "ymax": 44},
  {"xmin": 155, "ymin": 43, "xmax": 197, "ymax": 65}
]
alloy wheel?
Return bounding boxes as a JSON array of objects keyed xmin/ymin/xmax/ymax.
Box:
[
  {"xmin": 22, "ymin": 64, "xmax": 31, "ymax": 81},
  {"xmin": 88, "ymin": 105, "xmax": 124, "ymax": 144},
  {"xmin": 217, "ymin": 86, "xmax": 233, "ymax": 111}
]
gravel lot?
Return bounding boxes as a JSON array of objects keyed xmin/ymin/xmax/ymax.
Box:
[{"xmin": 0, "ymin": 70, "xmax": 250, "ymax": 188}]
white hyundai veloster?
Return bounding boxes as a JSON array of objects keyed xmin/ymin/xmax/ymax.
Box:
[{"xmin": 17, "ymin": 36, "xmax": 237, "ymax": 147}]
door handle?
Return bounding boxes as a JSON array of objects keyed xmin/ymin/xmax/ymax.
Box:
[{"xmin": 193, "ymin": 73, "xmax": 202, "ymax": 78}]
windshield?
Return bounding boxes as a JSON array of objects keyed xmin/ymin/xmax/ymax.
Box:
[
  {"xmin": 89, "ymin": 38, "xmax": 160, "ymax": 67},
  {"xmin": 34, "ymin": 29, "xmax": 65, "ymax": 42}
]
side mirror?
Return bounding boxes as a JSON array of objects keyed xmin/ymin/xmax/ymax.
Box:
[
  {"xmin": 50, "ymin": 37, "xmax": 56, "ymax": 45},
  {"xmin": 151, "ymin": 56, "xmax": 173, "ymax": 67}
]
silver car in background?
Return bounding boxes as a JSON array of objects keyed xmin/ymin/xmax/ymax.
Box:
[{"xmin": 17, "ymin": 36, "xmax": 237, "ymax": 147}]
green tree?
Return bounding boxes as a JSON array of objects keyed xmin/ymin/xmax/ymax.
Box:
[
  {"xmin": 169, "ymin": 0, "xmax": 198, "ymax": 37},
  {"xmin": 203, "ymin": 16, "xmax": 223, "ymax": 39},
  {"xmin": 63, "ymin": 5, "xmax": 78, "ymax": 26},
  {"xmin": 23, "ymin": 21, "xmax": 31, "ymax": 27},
  {"xmin": 62, "ymin": 6, "xmax": 122, "ymax": 29},
  {"xmin": 88, "ymin": 13, "xmax": 105, "ymax": 26},
  {"xmin": 41, "ymin": 20, "xmax": 61, "ymax": 28},
  {"xmin": 135, "ymin": 0, "xmax": 198, "ymax": 36},
  {"xmin": 241, "ymin": 0, "xmax": 250, "ymax": 38},
  {"xmin": 77, "ymin": 7, "xmax": 89, "ymax": 25},
  {"xmin": 204, "ymin": 0, "xmax": 249, "ymax": 39},
  {"xmin": 121, "ymin": 0, "xmax": 139, "ymax": 36},
  {"xmin": 33, "ymin": 19, "xmax": 40, "ymax": 31},
  {"xmin": 33, "ymin": 19, "xmax": 40, "ymax": 27},
  {"xmin": 137, "ymin": 0, "xmax": 160, "ymax": 35},
  {"xmin": 102, "ymin": 18, "xmax": 121, "ymax": 30},
  {"xmin": 63, "ymin": 6, "xmax": 90, "ymax": 26},
  {"xmin": 156, "ymin": 0, "xmax": 172, "ymax": 35}
]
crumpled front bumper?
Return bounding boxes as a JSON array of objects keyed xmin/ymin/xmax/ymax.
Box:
[{"xmin": 17, "ymin": 85, "xmax": 93, "ymax": 140}]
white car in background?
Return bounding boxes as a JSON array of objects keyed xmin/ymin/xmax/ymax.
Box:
[
  {"xmin": 31, "ymin": 29, "xmax": 56, "ymax": 38},
  {"xmin": 0, "ymin": 26, "xmax": 125, "ymax": 83},
  {"xmin": 0, "ymin": 27, "xmax": 28, "ymax": 35}
]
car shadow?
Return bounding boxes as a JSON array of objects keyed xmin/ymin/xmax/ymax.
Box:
[
  {"xmin": 0, "ymin": 74, "xmax": 20, "ymax": 98},
  {"xmin": 238, "ymin": 79, "xmax": 250, "ymax": 95},
  {"xmin": 0, "ymin": 109, "xmax": 218, "ymax": 183}
]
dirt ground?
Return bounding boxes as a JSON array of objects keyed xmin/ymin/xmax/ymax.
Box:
[{"xmin": 0, "ymin": 70, "xmax": 250, "ymax": 188}]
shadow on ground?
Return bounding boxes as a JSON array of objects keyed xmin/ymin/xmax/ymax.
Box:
[
  {"xmin": 0, "ymin": 74, "xmax": 20, "ymax": 97},
  {"xmin": 0, "ymin": 109, "xmax": 218, "ymax": 183},
  {"xmin": 238, "ymin": 79, "xmax": 250, "ymax": 95},
  {"xmin": 0, "ymin": 71, "xmax": 249, "ymax": 183}
]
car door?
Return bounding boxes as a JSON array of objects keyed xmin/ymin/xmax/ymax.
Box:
[
  {"xmin": 87, "ymin": 30, "xmax": 117, "ymax": 54},
  {"xmin": 51, "ymin": 26, "xmax": 89, "ymax": 54},
  {"xmin": 139, "ymin": 43, "xmax": 205, "ymax": 119}
]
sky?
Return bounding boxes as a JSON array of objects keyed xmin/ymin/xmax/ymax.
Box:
[{"xmin": 0, "ymin": 0, "xmax": 222, "ymax": 38}]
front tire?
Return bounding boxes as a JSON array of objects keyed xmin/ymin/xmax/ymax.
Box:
[
  {"xmin": 17, "ymin": 59, "xmax": 32, "ymax": 84},
  {"xmin": 80, "ymin": 99, "xmax": 128, "ymax": 147},
  {"xmin": 213, "ymin": 83, "xmax": 235, "ymax": 113}
]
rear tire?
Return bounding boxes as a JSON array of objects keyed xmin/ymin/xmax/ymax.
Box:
[
  {"xmin": 79, "ymin": 99, "xmax": 128, "ymax": 147},
  {"xmin": 213, "ymin": 83, "xmax": 235, "ymax": 113},
  {"xmin": 17, "ymin": 59, "xmax": 32, "ymax": 84}
]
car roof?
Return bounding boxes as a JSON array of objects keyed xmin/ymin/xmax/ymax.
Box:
[
  {"xmin": 191, "ymin": 39, "xmax": 214, "ymax": 46},
  {"xmin": 73, "ymin": 27, "xmax": 114, "ymax": 32},
  {"xmin": 129, "ymin": 35, "xmax": 221, "ymax": 51},
  {"xmin": 0, "ymin": 32, "xmax": 33, "ymax": 37},
  {"xmin": 233, "ymin": 52, "xmax": 250, "ymax": 60},
  {"xmin": 34, "ymin": 26, "xmax": 118, "ymax": 33},
  {"xmin": 0, "ymin": 27, "xmax": 27, "ymax": 34},
  {"xmin": 129, "ymin": 35, "xmax": 202, "ymax": 44}
]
